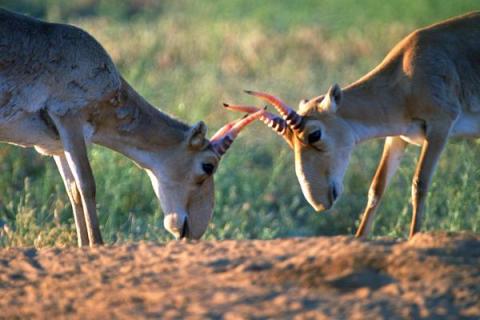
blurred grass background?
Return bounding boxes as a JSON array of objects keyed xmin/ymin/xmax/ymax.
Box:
[{"xmin": 0, "ymin": 0, "xmax": 479, "ymax": 246}]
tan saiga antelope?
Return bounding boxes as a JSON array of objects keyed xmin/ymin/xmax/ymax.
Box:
[
  {"xmin": 0, "ymin": 9, "xmax": 261, "ymax": 247},
  {"xmin": 225, "ymin": 12, "xmax": 480, "ymax": 239}
]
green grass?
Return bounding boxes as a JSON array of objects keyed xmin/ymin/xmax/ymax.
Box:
[{"xmin": 1, "ymin": 0, "xmax": 479, "ymax": 246}]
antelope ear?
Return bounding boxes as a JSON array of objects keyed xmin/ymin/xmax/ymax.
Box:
[
  {"xmin": 319, "ymin": 84, "xmax": 342, "ymax": 113},
  {"xmin": 187, "ymin": 121, "xmax": 208, "ymax": 150}
]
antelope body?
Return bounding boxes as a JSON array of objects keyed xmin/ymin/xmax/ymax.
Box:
[
  {"xmin": 0, "ymin": 9, "xmax": 258, "ymax": 246},
  {"xmin": 227, "ymin": 12, "xmax": 480, "ymax": 238}
]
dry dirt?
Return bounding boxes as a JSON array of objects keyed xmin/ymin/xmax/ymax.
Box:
[{"xmin": 0, "ymin": 232, "xmax": 479, "ymax": 319}]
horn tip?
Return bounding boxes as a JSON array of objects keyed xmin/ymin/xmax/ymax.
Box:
[
  {"xmin": 222, "ymin": 102, "xmax": 230, "ymax": 107},
  {"xmin": 244, "ymin": 89, "xmax": 253, "ymax": 95}
]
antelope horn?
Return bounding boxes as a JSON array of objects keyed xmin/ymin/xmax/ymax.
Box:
[
  {"xmin": 244, "ymin": 90, "xmax": 304, "ymax": 132},
  {"xmin": 210, "ymin": 110, "xmax": 263, "ymax": 157},
  {"xmin": 209, "ymin": 118, "xmax": 240, "ymax": 142},
  {"xmin": 223, "ymin": 103, "xmax": 288, "ymax": 135}
]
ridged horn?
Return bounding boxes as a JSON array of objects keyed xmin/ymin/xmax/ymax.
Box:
[
  {"xmin": 244, "ymin": 90, "xmax": 304, "ymax": 133},
  {"xmin": 222, "ymin": 103, "xmax": 288, "ymax": 135},
  {"xmin": 210, "ymin": 110, "xmax": 264, "ymax": 157}
]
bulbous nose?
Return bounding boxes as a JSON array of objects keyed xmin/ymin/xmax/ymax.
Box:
[
  {"xmin": 164, "ymin": 213, "xmax": 188, "ymax": 239},
  {"xmin": 299, "ymin": 184, "xmax": 331, "ymax": 212},
  {"xmin": 307, "ymin": 198, "xmax": 330, "ymax": 212},
  {"xmin": 302, "ymin": 184, "xmax": 340, "ymax": 212}
]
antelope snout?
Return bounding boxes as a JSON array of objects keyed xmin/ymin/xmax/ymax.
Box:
[
  {"xmin": 164, "ymin": 213, "xmax": 189, "ymax": 239},
  {"xmin": 303, "ymin": 183, "xmax": 341, "ymax": 212},
  {"xmin": 308, "ymin": 198, "xmax": 331, "ymax": 212}
]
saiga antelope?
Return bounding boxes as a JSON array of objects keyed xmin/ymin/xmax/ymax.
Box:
[
  {"xmin": 0, "ymin": 9, "xmax": 261, "ymax": 247},
  {"xmin": 226, "ymin": 12, "xmax": 480, "ymax": 238}
]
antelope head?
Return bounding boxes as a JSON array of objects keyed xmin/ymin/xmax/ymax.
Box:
[
  {"xmin": 224, "ymin": 85, "xmax": 355, "ymax": 211},
  {"xmin": 145, "ymin": 111, "xmax": 264, "ymax": 240}
]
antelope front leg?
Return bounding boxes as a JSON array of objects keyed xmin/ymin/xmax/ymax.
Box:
[
  {"xmin": 50, "ymin": 114, "xmax": 103, "ymax": 246},
  {"xmin": 409, "ymin": 122, "xmax": 452, "ymax": 239},
  {"xmin": 356, "ymin": 136, "xmax": 407, "ymax": 238},
  {"xmin": 54, "ymin": 155, "xmax": 89, "ymax": 247}
]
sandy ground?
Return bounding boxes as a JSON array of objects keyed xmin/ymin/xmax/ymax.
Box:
[{"xmin": 0, "ymin": 232, "xmax": 479, "ymax": 319}]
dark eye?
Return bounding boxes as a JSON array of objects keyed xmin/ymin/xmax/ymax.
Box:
[
  {"xmin": 308, "ymin": 130, "xmax": 322, "ymax": 144},
  {"xmin": 202, "ymin": 163, "xmax": 215, "ymax": 176}
]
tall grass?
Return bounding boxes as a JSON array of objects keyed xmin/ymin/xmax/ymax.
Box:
[{"xmin": 1, "ymin": 0, "xmax": 479, "ymax": 246}]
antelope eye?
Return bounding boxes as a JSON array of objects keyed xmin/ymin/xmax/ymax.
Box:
[
  {"xmin": 202, "ymin": 163, "xmax": 215, "ymax": 176},
  {"xmin": 308, "ymin": 130, "xmax": 322, "ymax": 144}
]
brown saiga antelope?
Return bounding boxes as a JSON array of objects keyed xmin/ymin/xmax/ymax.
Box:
[
  {"xmin": 0, "ymin": 9, "xmax": 261, "ymax": 247},
  {"xmin": 226, "ymin": 12, "xmax": 480, "ymax": 239}
]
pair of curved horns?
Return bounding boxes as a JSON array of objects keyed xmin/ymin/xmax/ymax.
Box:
[
  {"xmin": 222, "ymin": 104, "xmax": 288, "ymax": 135},
  {"xmin": 224, "ymin": 90, "xmax": 305, "ymax": 136},
  {"xmin": 213, "ymin": 90, "xmax": 308, "ymax": 155}
]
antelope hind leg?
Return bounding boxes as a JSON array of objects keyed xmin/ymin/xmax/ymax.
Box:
[{"xmin": 54, "ymin": 155, "xmax": 89, "ymax": 247}]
